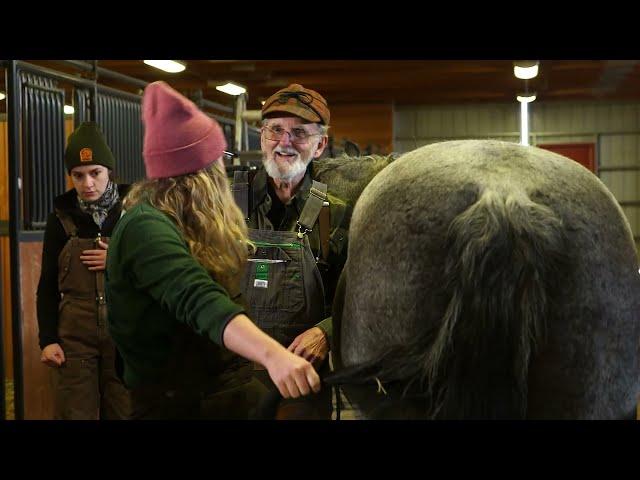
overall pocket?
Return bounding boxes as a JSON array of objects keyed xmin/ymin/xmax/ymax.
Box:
[
  {"xmin": 57, "ymin": 248, "xmax": 72, "ymax": 289},
  {"xmin": 243, "ymin": 241, "xmax": 305, "ymax": 315}
]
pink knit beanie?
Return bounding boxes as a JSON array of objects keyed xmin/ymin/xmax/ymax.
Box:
[{"xmin": 142, "ymin": 81, "xmax": 227, "ymax": 179}]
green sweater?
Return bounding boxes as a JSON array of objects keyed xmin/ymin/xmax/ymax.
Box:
[{"xmin": 105, "ymin": 202, "xmax": 245, "ymax": 389}]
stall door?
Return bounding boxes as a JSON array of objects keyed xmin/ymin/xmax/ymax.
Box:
[{"xmin": 538, "ymin": 143, "xmax": 596, "ymax": 173}]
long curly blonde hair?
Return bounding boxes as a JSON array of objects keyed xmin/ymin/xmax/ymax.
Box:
[{"xmin": 123, "ymin": 163, "xmax": 251, "ymax": 294}]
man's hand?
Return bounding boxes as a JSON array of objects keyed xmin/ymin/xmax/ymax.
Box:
[
  {"xmin": 287, "ymin": 327, "xmax": 328, "ymax": 367},
  {"xmin": 40, "ymin": 343, "xmax": 66, "ymax": 367},
  {"xmin": 80, "ymin": 240, "xmax": 108, "ymax": 271}
]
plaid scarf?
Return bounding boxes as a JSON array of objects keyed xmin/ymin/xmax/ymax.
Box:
[{"xmin": 77, "ymin": 180, "xmax": 120, "ymax": 229}]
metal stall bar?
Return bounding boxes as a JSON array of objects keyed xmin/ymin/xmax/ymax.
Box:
[
  {"xmin": 74, "ymin": 87, "xmax": 89, "ymax": 127},
  {"xmin": 209, "ymin": 112, "xmax": 235, "ymax": 126},
  {"xmin": 7, "ymin": 61, "xmax": 99, "ymax": 419},
  {"xmin": 16, "ymin": 61, "xmax": 97, "ymax": 92},
  {"xmin": 86, "ymin": 78, "xmax": 239, "ymax": 186},
  {"xmin": 60, "ymin": 60, "xmax": 235, "ymax": 112},
  {"xmin": 0, "ymin": 56, "xmax": 8, "ymax": 420},
  {"xmin": 201, "ymin": 98, "xmax": 234, "ymax": 115},
  {"xmin": 90, "ymin": 61, "xmax": 98, "ymax": 122},
  {"xmin": 21, "ymin": 79, "xmax": 66, "ymax": 230},
  {"xmin": 16, "ymin": 60, "xmax": 99, "ymax": 156},
  {"xmin": 95, "ymin": 90, "xmax": 144, "ymax": 184},
  {"xmin": 50, "ymin": 60, "xmax": 237, "ymax": 120},
  {"xmin": 56, "ymin": 60, "xmax": 150, "ymax": 90},
  {"xmin": 67, "ymin": 60, "xmax": 233, "ymax": 110},
  {"xmin": 235, "ymin": 94, "xmax": 246, "ymax": 153},
  {"xmin": 15, "ymin": 69, "xmax": 234, "ymax": 236},
  {"xmin": 7, "ymin": 60, "xmax": 24, "ymax": 420},
  {"xmin": 63, "ymin": 60, "xmax": 237, "ymax": 165},
  {"xmin": 98, "ymin": 84, "xmax": 143, "ymax": 103}
]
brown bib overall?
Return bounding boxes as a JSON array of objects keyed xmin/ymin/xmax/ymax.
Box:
[
  {"xmin": 53, "ymin": 209, "xmax": 131, "ymax": 419},
  {"xmin": 233, "ymin": 171, "xmax": 332, "ymax": 419}
]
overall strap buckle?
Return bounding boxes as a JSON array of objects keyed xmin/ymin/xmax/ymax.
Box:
[{"xmin": 296, "ymin": 222, "xmax": 312, "ymax": 239}]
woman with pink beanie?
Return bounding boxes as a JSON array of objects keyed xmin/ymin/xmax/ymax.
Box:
[{"xmin": 105, "ymin": 81, "xmax": 320, "ymax": 419}]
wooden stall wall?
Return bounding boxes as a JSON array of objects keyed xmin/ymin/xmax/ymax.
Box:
[
  {"xmin": 329, "ymin": 103, "xmax": 393, "ymax": 155},
  {"xmin": 1, "ymin": 109, "xmax": 54, "ymax": 418},
  {"xmin": 20, "ymin": 240, "xmax": 52, "ymax": 419},
  {"xmin": 1, "ymin": 117, "xmax": 12, "ymax": 389},
  {"xmin": 19, "ymin": 117, "xmax": 75, "ymax": 419}
]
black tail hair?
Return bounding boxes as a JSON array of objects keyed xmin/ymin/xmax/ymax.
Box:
[{"xmin": 328, "ymin": 189, "xmax": 569, "ymax": 419}]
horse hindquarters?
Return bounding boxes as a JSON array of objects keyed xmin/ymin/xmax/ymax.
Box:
[{"xmin": 420, "ymin": 189, "xmax": 570, "ymax": 419}]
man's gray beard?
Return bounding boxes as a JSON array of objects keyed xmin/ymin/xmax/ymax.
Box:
[{"xmin": 263, "ymin": 154, "xmax": 309, "ymax": 182}]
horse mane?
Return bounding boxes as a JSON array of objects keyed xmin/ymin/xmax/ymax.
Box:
[{"xmin": 329, "ymin": 187, "xmax": 572, "ymax": 419}]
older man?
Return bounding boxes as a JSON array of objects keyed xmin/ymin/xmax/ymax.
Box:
[{"xmin": 232, "ymin": 84, "xmax": 350, "ymax": 419}]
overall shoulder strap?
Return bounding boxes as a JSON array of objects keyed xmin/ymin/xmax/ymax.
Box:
[
  {"xmin": 318, "ymin": 200, "xmax": 331, "ymax": 262},
  {"xmin": 231, "ymin": 169, "xmax": 250, "ymax": 220},
  {"xmin": 297, "ymin": 180, "xmax": 327, "ymax": 239},
  {"xmin": 54, "ymin": 208, "xmax": 78, "ymax": 238}
]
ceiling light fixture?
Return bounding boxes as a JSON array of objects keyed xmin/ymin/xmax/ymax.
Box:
[
  {"xmin": 513, "ymin": 60, "xmax": 539, "ymax": 80},
  {"xmin": 215, "ymin": 82, "xmax": 247, "ymax": 96},
  {"xmin": 143, "ymin": 60, "xmax": 186, "ymax": 73}
]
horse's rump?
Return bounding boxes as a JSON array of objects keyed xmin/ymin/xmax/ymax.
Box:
[{"xmin": 333, "ymin": 140, "xmax": 640, "ymax": 419}]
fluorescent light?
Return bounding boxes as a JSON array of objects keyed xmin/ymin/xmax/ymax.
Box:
[
  {"xmin": 64, "ymin": 105, "xmax": 74, "ymax": 115},
  {"xmin": 0, "ymin": 92, "xmax": 5, "ymax": 101},
  {"xmin": 520, "ymin": 101, "xmax": 529, "ymax": 146},
  {"xmin": 516, "ymin": 94, "xmax": 537, "ymax": 103},
  {"xmin": 215, "ymin": 82, "xmax": 246, "ymax": 96},
  {"xmin": 143, "ymin": 60, "xmax": 186, "ymax": 73},
  {"xmin": 514, "ymin": 61, "xmax": 539, "ymax": 79},
  {"xmin": 514, "ymin": 65, "xmax": 538, "ymax": 79},
  {"xmin": 517, "ymin": 92, "xmax": 536, "ymax": 146}
]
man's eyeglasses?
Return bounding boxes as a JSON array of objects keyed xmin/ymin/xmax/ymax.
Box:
[{"xmin": 262, "ymin": 125, "xmax": 320, "ymax": 144}]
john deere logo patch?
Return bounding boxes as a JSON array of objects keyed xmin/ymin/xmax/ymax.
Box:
[{"xmin": 80, "ymin": 148, "xmax": 93, "ymax": 162}]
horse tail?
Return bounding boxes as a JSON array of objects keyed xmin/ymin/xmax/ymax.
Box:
[
  {"xmin": 327, "ymin": 188, "xmax": 569, "ymax": 419},
  {"xmin": 419, "ymin": 189, "xmax": 569, "ymax": 418}
]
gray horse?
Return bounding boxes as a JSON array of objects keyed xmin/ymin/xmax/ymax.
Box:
[
  {"xmin": 328, "ymin": 139, "xmax": 640, "ymax": 420},
  {"xmin": 313, "ymin": 153, "xmax": 399, "ymax": 207}
]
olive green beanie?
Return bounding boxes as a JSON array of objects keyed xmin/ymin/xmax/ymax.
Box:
[{"xmin": 64, "ymin": 121, "xmax": 115, "ymax": 173}]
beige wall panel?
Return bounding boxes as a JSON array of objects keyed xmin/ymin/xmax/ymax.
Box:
[{"xmin": 394, "ymin": 101, "xmax": 640, "ymax": 251}]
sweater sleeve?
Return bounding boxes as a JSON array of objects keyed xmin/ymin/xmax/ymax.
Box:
[
  {"xmin": 118, "ymin": 210, "xmax": 245, "ymax": 347},
  {"xmin": 36, "ymin": 213, "xmax": 66, "ymax": 349},
  {"xmin": 315, "ymin": 316, "xmax": 333, "ymax": 343}
]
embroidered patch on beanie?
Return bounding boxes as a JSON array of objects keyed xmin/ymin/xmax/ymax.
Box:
[{"xmin": 80, "ymin": 148, "xmax": 93, "ymax": 162}]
